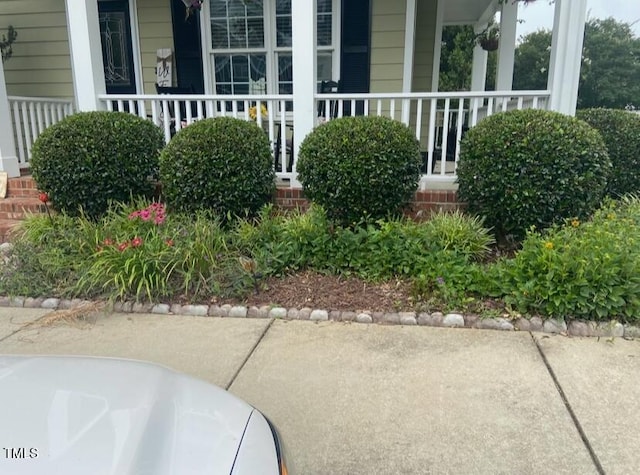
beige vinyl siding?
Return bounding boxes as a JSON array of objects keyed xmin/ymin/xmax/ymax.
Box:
[
  {"xmin": 411, "ymin": 0, "xmax": 438, "ymax": 146},
  {"xmin": 412, "ymin": 0, "xmax": 437, "ymax": 92},
  {"xmin": 136, "ymin": 0, "xmax": 174, "ymax": 94},
  {"xmin": 369, "ymin": 0, "xmax": 406, "ymax": 93},
  {"xmin": 0, "ymin": 0, "xmax": 73, "ymax": 98}
]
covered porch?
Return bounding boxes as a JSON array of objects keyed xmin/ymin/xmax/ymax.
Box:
[{"xmin": 0, "ymin": 0, "xmax": 587, "ymax": 188}]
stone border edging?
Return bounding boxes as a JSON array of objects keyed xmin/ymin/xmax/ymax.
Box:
[{"xmin": 1, "ymin": 296, "xmax": 638, "ymax": 339}]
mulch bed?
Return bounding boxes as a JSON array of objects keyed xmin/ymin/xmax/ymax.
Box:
[{"xmin": 219, "ymin": 271, "xmax": 417, "ymax": 313}]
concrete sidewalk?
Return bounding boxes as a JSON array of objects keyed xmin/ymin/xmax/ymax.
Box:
[{"xmin": 0, "ymin": 307, "xmax": 638, "ymax": 474}]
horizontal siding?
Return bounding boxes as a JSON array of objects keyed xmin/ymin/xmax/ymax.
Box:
[
  {"xmin": 412, "ymin": 0, "xmax": 437, "ymax": 93},
  {"xmin": 136, "ymin": 0, "xmax": 174, "ymax": 94},
  {"xmin": 0, "ymin": 0, "xmax": 73, "ymax": 99},
  {"xmin": 369, "ymin": 0, "xmax": 405, "ymax": 93},
  {"xmin": 411, "ymin": 0, "xmax": 438, "ymax": 146}
]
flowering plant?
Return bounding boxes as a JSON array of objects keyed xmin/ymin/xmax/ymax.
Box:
[{"xmin": 248, "ymin": 103, "xmax": 268, "ymax": 121}]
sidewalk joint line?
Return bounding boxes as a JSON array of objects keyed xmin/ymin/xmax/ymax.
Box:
[
  {"xmin": 531, "ymin": 333, "xmax": 605, "ymax": 475},
  {"xmin": 226, "ymin": 318, "xmax": 275, "ymax": 390}
]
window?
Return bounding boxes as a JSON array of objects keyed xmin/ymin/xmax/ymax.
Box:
[{"xmin": 207, "ymin": 0, "xmax": 338, "ymax": 96}]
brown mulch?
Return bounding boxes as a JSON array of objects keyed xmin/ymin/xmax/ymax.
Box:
[{"xmin": 220, "ymin": 271, "xmax": 417, "ymax": 313}]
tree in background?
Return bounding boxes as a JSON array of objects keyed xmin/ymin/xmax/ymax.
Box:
[
  {"xmin": 514, "ymin": 18, "xmax": 640, "ymax": 109},
  {"xmin": 438, "ymin": 25, "xmax": 496, "ymax": 92}
]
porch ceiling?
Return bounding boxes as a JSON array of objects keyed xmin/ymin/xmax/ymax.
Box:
[{"xmin": 443, "ymin": 0, "xmax": 496, "ymax": 25}]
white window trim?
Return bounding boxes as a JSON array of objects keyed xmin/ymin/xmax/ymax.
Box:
[{"xmin": 200, "ymin": 0, "xmax": 341, "ymax": 95}]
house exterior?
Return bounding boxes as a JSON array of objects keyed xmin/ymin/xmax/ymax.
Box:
[{"xmin": 0, "ymin": 0, "xmax": 587, "ymax": 190}]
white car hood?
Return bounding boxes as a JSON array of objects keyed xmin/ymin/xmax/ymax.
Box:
[{"xmin": 0, "ymin": 355, "xmax": 254, "ymax": 475}]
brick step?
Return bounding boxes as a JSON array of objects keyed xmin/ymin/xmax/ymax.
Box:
[
  {"xmin": 6, "ymin": 175, "xmax": 39, "ymax": 199},
  {"xmin": 0, "ymin": 197, "xmax": 46, "ymax": 221}
]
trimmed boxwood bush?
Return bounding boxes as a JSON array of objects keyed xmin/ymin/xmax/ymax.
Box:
[
  {"xmin": 576, "ymin": 108, "xmax": 640, "ymax": 197},
  {"xmin": 31, "ymin": 111, "xmax": 164, "ymax": 219},
  {"xmin": 159, "ymin": 117, "xmax": 275, "ymax": 217},
  {"xmin": 297, "ymin": 116, "xmax": 421, "ymax": 224},
  {"xmin": 456, "ymin": 109, "xmax": 611, "ymax": 241}
]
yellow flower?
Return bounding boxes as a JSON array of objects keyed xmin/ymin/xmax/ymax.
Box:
[
  {"xmin": 544, "ymin": 241, "xmax": 554, "ymax": 250},
  {"xmin": 571, "ymin": 219, "xmax": 580, "ymax": 227},
  {"xmin": 248, "ymin": 104, "xmax": 268, "ymax": 120}
]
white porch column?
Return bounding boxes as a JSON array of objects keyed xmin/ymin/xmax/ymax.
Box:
[
  {"xmin": 495, "ymin": 0, "xmax": 518, "ymax": 91},
  {"xmin": 0, "ymin": 58, "xmax": 20, "ymax": 177},
  {"xmin": 65, "ymin": 0, "xmax": 106, "ymax": 111},
  {"xmin": 548, "ymin": 0, "xmax": 587, "ymax": 116},
  {"xmin": 292, "ymin": 0, "xmax": 316, "ymax": 178},
  {"xmin": 471, "ymin": 23, "xmax": 488, "ymax": 91},
  {"xmin": 430, "ymin": 0, "xmax": 445, "ymax": 92}
]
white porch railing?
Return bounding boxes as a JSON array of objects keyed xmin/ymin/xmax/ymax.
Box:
[
  {"xmin": 98, "ymin": 94, "xmax": 296, "ymax": 178},
  {"xmin": 100, "ymin": 90, "xmax": 550, "ymax": 184},
  {"xmin": 8, "ymin": 96, "xmax": 75, "ymax": 167},
  {"xmin": 316, "ymin": 90, "xmax": 551, "ymax": 186}
]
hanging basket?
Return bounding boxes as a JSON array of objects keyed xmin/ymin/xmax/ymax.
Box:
[{"xmin": 479, "ymin": 37, "xmax": 499, "ymax": 51}]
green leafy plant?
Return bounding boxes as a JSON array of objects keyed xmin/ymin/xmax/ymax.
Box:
[
  {"xmin": 576, "ymin": 108, "xmax": 640, "ymax": 197},
  {"xmin": 297, "ymin": 116, "xmax": 422, "ymax": 225},
  {"xmin": 457, "ymin": 109, "xmax": 611, "ymax": 242},
  {"xmin": 498, "ymin": 197, "xmax": 640, "ymax": 321},
  {"xmin": 0, "ymin": 213, "xmax": 98, "ymax": 297},
  {"xmin": 159, "ymin": 117, "xmax": 275, "ymax": 218},
  {"xmin": 30, "ymin": 111, "xmax": 164, "ymax": 219}
]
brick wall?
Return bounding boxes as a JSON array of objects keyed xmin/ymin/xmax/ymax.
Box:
[{"xmin": 274, "ymin": 187, "xmax": 462, "ymax": 218}]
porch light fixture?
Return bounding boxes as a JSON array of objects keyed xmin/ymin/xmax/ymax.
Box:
[{"xmin": 0, "ymin": 25, "xmax": 17, "ymax": 63}]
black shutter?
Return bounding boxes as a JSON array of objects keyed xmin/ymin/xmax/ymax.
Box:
[
  {"xmin": 170, "ymin": 0, "xmax": 205, "ymax": 93},
  {"xmin": 340, "ymin": 0, "xmax": 371, "ymax": 94}
]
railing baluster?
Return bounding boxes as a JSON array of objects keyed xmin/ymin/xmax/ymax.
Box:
[
  {"xmin": 517, "ymin": 96, "xmax": 524, "ymax": 110},
  {"xmin": 161, "ymin": 100, "xmax": 171, "ymax": 142},
  {"xmin": 455, "ymin": 98, "xmax": 465, "ymax": 166},
  {"xmin": 415, "ymin": 99, "xmax": 423, "ymax": 143},
  {"xmin": 11, "ymin": 102, "xmax": 26, "ymax": 165},
  {"xmin": 533, "ymin": 96, "xmax": 539, "ymax": 109},
  {"xmin": 390, "ymin": 99, "xmax": 396, "ymax": 120},
  {"xmin": 427, "ymin": 99, "xmax": 437, "ymax": 176},
  {"xmin": 440, "ymin": 98, "xmax": 451, "ymax": 176}
]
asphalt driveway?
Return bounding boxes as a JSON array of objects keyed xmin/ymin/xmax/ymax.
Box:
[{"xmin": 0, "ymin": 308, "xmax": 638, "ymax": 474}]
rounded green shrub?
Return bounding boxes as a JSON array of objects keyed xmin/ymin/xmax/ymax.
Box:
[
  {"xmin": 576, "ymin": 108, "xmax": 640, "ymax": 197},
  {"xmin": 159, "ymin": 117, "xmax": 275, "ymax": 217},
  {"xmin": 456, "ymin": 109, "xmax": 610, "ymax": 241},
  {"xmin": 31, "ymin": 111, "xmax": 163, "ymax": 219},
  {"xmin": 297, "ymin": 116, "xmax": 422, "ymax": 224}
]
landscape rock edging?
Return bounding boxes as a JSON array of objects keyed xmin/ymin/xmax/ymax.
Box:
[{"xmin": 0, "ymin": 296, "xmax": 636, "ymax": 339}]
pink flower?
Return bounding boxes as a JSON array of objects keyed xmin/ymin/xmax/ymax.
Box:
[
  {"xmin": 131, "ymin": 236, "xmax": 143, "ymax": 248},
  {"xmin": 139, "ymin": 209, "xmax": 151, "ymax": 221},
  {"xmin": 103, "ymin": 238, "xmax": 114, "ymax": 246},
  {"xmin": 154, "ymin": 213, "xmax": 166, "ymax": 225},
  {"xmin": 118, "ymin": 241, "xmax": 129, "ymax": 252},
  {"xmin": 128, "ymin": 211, "xmax": 140, "ymax": 220}
]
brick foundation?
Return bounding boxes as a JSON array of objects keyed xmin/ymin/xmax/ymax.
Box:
[{"xmin": 274, "ymin": 187, "xmax": 461, "ymax": 217}]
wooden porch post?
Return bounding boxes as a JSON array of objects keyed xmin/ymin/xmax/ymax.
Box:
[
  {"xmin": 495, "ymin": 0, "xmax": 518, "ymax": 91},
  {"xmin": 548, "ymin": 0, "xmax": 587, "ymax": 116},
  {"xmin": 0, "ymin": 58, "xmax": 20, "ymax": 177},
  {"xmin": 65, "ymin": 0, "xmax": 106, "ymax": 111},
  {"xmin": 471, "ymin": 22, "xmax": 488, "ymax": 91},
  {"xmin": 292, "ymin": 0, "xmax": 317, "ymax": 183}
]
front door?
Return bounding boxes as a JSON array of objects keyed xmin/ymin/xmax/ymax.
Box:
[{"xmin": 98, "ymin": 0, "xmax": 137, "ymax": 95}]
